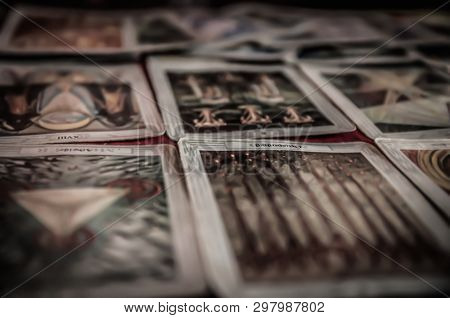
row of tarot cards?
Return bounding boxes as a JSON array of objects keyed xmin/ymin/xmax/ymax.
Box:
[
  {"xmin": 0, "ymin": 5, "xmax": 449, "ymax": 55},
  {"xmin": 0, "ymin": 57, "xmax": 449, "ymax": 143},
  {"xmin": 0, "ymin": 139, "xmax": 448, "ymax": 297}
]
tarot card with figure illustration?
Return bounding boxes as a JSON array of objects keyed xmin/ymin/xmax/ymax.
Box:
[
  {"xmin": 0, "ymin": 144, "xmax": 203, "ymax": 297},
  {"xmin": 377, "ymin": 138, "xmax": 450, "ymax": 219},
  {"xmin": 179, "ymin": 138, "xmax": 449, "ymax": 297},
  {"xmin": 0, "ymin": 61, "xmax": 164, "ymax": 144},
  {"xmin": 0, "ymin": 6, "xmax": 133, "ymax": 55},
  {"xmin": 301, "ymin": 62, "xmax": 450, "ymax": 139},
  {"xmin": 148, "ymin": 57, "xmax": 354, "ymax": 140}
]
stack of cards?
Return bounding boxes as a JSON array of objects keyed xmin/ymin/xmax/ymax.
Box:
[{"xmin": 0, "ymin": 3, "xmax": 448, "ymax": 297}]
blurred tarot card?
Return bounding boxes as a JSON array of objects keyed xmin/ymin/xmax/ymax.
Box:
[
  {"xmin": 0, "ymin": 6, "xmax": 197, "ymax": 55},
  {"xmin": 0, "ymin": 6, "xmax": 132, "ymax": 55},
  {"xmin": 148, "ymin": 57, "xmax": 354, "ymax": 140},
  {"xmin": 0, "ymin": 61, "xmax": 164, "ymax": 144},
  {"xmin": 0, "ymin": 144, "xmax": 203, "ymax": 297},
  {"xmin": 179, "ymin": 138, "xmax": 449, "ymax": 297},
  {"xmin": 301, "ymin": 62, "xmax": 450, "ymax": 139},
  {"xmin": 377, "ymin": 138, "xmax": 450, "ymax": 218}
]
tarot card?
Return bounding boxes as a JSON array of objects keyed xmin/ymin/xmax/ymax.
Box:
[
  {"xmin": 0, "ymin": 6, "xmax": 132, "ymax": 55},
  {"xmin": 285, "ymin": 42, "xmax": 414, "ymax": 65},
  {"xmin": 148, "ymin": 57, "xmax": 354, "ymax": 140},
  {"xmin": 0, "ymin": 61, "xmax": 164, "ymax": 144},
  {"xmin": 179, "ymin": 138, "xmax": 449, "ymax": 297},
  {"xmin": 377, "ymin": 138, "xmax": 450, "ymax": 218},
  {"xmin": 0, "ymin": 144, "xmax": 203, "ymax": 297},
  {"xmin": 301, "ymin": 62, "xmax": 450, "ymax": 139}
]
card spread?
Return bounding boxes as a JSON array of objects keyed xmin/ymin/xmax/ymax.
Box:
[{"xmin": 0, "ymin": 2, "xmax": 449, "ymax": 298}]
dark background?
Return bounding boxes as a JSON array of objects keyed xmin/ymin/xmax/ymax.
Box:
[{"xmin": 1, "ymin": 0, "xmax": 449, "ymax": 10}]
